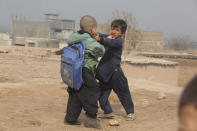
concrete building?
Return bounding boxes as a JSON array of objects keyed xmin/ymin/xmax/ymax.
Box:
[
  {"xmin": 11, "ymin": 14, "xmax": 75, "ymax": 48},
  {"xmin": 97, "ymin": 24, "xmax": 110, "ymax": 34},
  {"xmin": 137, "ymin": 31, "xmax": 163, "ymax": 51},
  {"xmin": 0, "ymin": 33, "xmax": 12, "ymax": 46}
]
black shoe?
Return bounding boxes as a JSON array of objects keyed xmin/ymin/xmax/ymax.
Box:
[
  {"xmin": 64, "ymin": 119, "xmax": 81, "ymax": 125},
  {"xmin": 84, "ymin": 116, "xmax": 101, "ymax": 129}
]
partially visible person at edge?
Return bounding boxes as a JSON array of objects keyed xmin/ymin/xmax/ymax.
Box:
[
  {"xmin": 178, "ymin": 75, "xmax": 197, "ymax": 131},
  {"xmin": 94, "ymin": 19, "xmax": 135, "ymax": 120},
  {"xmin": 64, "ymin": 15, "xmax": 104, "ymax": 129}
]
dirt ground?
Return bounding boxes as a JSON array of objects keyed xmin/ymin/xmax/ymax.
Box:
[
  {"xmin": 165, "ymin": 58, "xmax": 197, "ymax": 87},
  {"xmin": 0, "ymin": 52, "xmax": 182, "ymax": 131}
]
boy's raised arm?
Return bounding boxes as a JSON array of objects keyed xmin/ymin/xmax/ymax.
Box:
[{"xmin": 100, "ymin": 37, "xmax": 123, "ymax": 48}]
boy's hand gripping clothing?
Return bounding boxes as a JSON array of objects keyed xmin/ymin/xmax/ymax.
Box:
[{"xmin": 67, "ymin": 31, "xmax": 105, "ymax": 75}]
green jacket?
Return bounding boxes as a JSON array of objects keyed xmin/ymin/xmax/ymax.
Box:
[{"xmin": 67, "ymin": 32, "xmax": 105, "ymax": 75}]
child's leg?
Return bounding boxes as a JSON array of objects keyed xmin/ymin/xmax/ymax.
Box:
[
  {"xmin": 77, "ymin": 68, "xmax": 101, "ymax": 128},
  {"xmin": 65, "ymin": 89, "xmax": 82, "ymax": 123},
  {"xmin": 112, "ymin": 68, "xmax": 134, "ymax": 114},
  {"xmin": 78, "ymin": 86, "xmax": 100, "ymax": 118},
  {"xmin": 78, "ymin": 68, "xmax": 101, "ymax": 118},
  {"xmin": 99, "ymin": 89, "xmax": 113, "ymax": 114},
  {"xmin": 78, "ymin": 87, "xmax": 101, "ymax": 128}
]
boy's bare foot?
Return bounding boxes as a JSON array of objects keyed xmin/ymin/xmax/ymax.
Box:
[{"xmin": 126, "ymin": 113, "xmax": 135, "ymax": 121}]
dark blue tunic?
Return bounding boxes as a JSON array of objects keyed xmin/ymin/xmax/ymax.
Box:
[{"xmin": 96, "ymin": 35, "xmax": 123, "ymax": 83}]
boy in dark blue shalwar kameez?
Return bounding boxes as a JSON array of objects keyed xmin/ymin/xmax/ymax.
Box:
[{"xmin": 95, "ymin": 19, "xmax": 135, "ymax": 120}]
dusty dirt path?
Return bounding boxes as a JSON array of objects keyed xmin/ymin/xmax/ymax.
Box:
[{"xmin": 0, "ymin": 53, "xmax": 180, "ymax": 131}]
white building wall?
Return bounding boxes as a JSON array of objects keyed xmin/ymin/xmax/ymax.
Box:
[{"xmin": 0, "ymin": 33, "xmax": 12, "ymax": 46}]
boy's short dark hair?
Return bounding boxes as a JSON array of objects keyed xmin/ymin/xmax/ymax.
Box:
[
  {"xmin": 179, "ymin": 75, "xmax": 197, "ymax": 115},
  {"xmin": 111, "ymin": 19, "xmax": 127, "ymax": 34}
]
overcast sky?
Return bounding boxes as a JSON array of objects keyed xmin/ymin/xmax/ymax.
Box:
[{"xmin": 0, "ymin": 0, "xmax": 197, "ymax": 41}]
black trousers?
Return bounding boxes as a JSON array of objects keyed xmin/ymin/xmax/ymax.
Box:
[
  {"xmin": 99, "ymin": 67, "xmax": 134, "ymax": 114},
  {"xmin": 65, "ymin": 68, "xmax": 100, "ymax": 123}
]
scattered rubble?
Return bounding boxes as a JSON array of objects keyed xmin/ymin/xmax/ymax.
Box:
[
  {"xmin": 157, "ymin": 92, "xmax": 167, "ymax": 100},
  {"xmin": 109, "ymin": 120, "xmax": 120, "ymax": 126}
]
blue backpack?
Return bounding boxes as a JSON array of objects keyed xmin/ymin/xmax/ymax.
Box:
[{"xmin": 60, "ymin": 40, "xmax": 86, "ymax": 90}]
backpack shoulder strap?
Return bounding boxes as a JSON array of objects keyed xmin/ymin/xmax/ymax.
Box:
[{"xmin": 81, "ymin": 38, "xmax": 91, "ymax": 55}]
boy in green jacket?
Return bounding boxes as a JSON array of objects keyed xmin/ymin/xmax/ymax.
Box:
[{"xmin": 64, "ymin": 15, "xmax": 104, "ymax": 128}]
